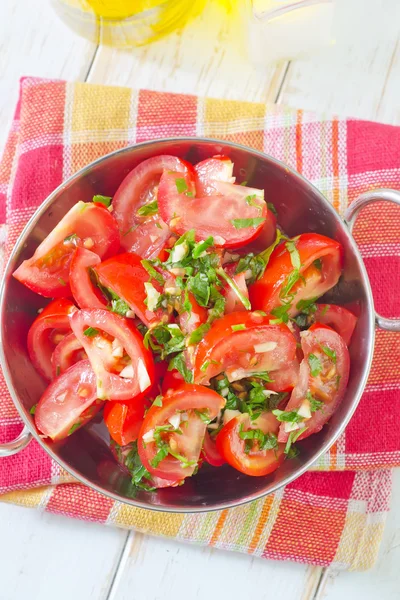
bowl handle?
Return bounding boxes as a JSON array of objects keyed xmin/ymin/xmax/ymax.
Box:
[
  {"xmin": 344, "ymin": 188, "xmax": 400, "ymax": 332},
  {"xmin": 0, "ymin": 425, "xmax": 32, "ymax": 457}
]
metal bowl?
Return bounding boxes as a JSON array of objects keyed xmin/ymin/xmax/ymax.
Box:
[{"xmin": 1, "ymin": 138, "xmax": 399, "ymax": 512}]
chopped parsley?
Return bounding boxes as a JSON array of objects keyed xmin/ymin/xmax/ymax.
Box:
[
  {"xmin": 68, "ymin": 421, "xmax": 82, "ymax": 435},
  {"xmin": 308, "ymin": 353, "xmax": 322, "ymax": 377},
  {"xmin": 239, "ymin": 425, "xmax": 278, "ymax": 451},
  {"xmin": 175, "ymin": 178, "xmax": 188, "ymax": 193},
  {"xmin": 93, "ymin": 194, "xmax": 112, "ymax": 207},
  {"xmin": 83, "ymin": 327, "xmax": 99, "ymax": 337},
  {"xmin": 30, "ymin": 404, "xmax": 37, "ymax": 415},
  {"xmin": 231, "ymin": 324, "xmax": 246, "ymax": 332},
  {"xmin": 307, "ymin": 391, "xmax": 323, "ymax": 412},
  {"xmin": 137, "ymin": 200, "xmax": 158, "ymax": 216},
  {"xmin": 321, "ymin": 345, "xmax": 337, "ymax": 363},
  {"xmin": 272, "ymin": 409, "xmax": 303, "ymax": 424},
  {"xmin": 245, "ymin": 194, "xmax": 261, "ymax": 210},
  {"xmin": 231, "ymin": 217, "xmax": 265, "ymax": 229},
  {"xmin": 270, "ymin": 302, "xmax": 291, "ymax": 324},
  {"xmin": 168, "ymin": 352, "xmax": 194, "ymax": 383},
  {"xmin": 152, "ymin": 395, "xmax": 163, "ymax": 407},
  {"xmin": 284, "ymin": 427, "xmax": 307, "ymax": 455},
  {"xmin": 141, "ymin": 259, "xmax": 164, "ymax": 285},
  {"xmin": 124, "ymin": 441, "xmax": 156, "ymax": 491}
]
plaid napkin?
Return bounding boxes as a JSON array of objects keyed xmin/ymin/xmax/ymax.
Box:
[{"xmin": 1, "ymin": 77, "xmax": 399, "ymax": 571}]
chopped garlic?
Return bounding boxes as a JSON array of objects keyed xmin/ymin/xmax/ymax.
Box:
[
  {"xmin": 171, "ymin": 240, "xmax": 188, "ymax": 263},
  {"xmin": 83, "ymin": 237, "xmax": 94, "ymax": 249},
  {"xmin": 284, "ymin": 421, "xmax": 301, "ymax": 433},
  {"xmin": 120, "ymin": 363, "xmax": 134, "ymax": 378},
  {"xmin": 165, "ymin": 286, "xmax": 181, "ymax": 296},
  {"xmin": 137, "ymin": 358, "xmax": 151, "ymax": 392},
  {"xmin": 142, "ymin": 429, "xmax": 155, "ymax": 443},
  {"xmin": 226, "ymin": 368, "xmax": 249, "ymax": 382},
  {"xmin": 52, "ymin": 333, "xmax": 65, "ymax": 344},
  {"xmin": 125, "ymin": 310, "xmax": 135, "ymax": 319},
  {"xmin": 169, "ymin": 267, "xmax": 186, "ymax": 277},
  {"xmin": 108, "ymin": 205, "xmax": 113, "ymax": 212},
  {"xmin": 220, "ymin": 387, "xmax": 229, "ymax": 397},
  {"xmin": 298, "ymin": 399, "xmax": 311, "ymax": 419},
  {"xmin": 223, "ymin": 409, "xmax": 241, "ymax": 425},
  {"xmin": 254, "ymin": 341, "xmax": 277, "ymax": 353},
  {"xmin": 170, "ymin": 217, "xmax": 181, "ymax": 228},
  {"xmin": 111, "ymin": 338, "xmax": 124, "ymax": 358},
  {"xmin": 262, "ymin": 389, "xmax": 278, "ymax": 398},
  {"xmin": 243, "ymin": 269, "xmax": 253, "ymax": 280},
  {"xmin": 149, "ymin": 235, "xmax": 158, "ymax": 243},
  {"xmin": 222, "ymin": 252, "xmax": 240, "ymax": 265},
  {"xmin": 168, "ymin": 413, "xmax": 181, "ymax": 429},
  {"xmin": 144, "ymin": 281, "xmax": 161, "ymax": 312},
  {"xmin": 180, "ymin": 412, "xmax": 189, "ymax": 421},
  {"xmin": 55, "ymin": 391, "xmax": 67, "ymax": 403},
  {"xmin": 214, "ymin": 236, "xmax": 226, "ymax": 245}
]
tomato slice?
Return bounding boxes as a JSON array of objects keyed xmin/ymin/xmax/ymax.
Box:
[
  {"xmin": 70, "ymin": 309, "xmax": 155, "ymax": 401},
  {"xmin": 178, "ymin": 291, "xmax": 208, "ymax": 335},
  {"xmin": 138, "ymin": 384, "xmax": 225, "ymax": 481},
  {"xmin": 35, "ymin": 360, "xmax": 101, "ymax": 441},
  {"xmin": 13, "ymin": 202, "xmax": 120, "ymax": 298},
  {"xmin": 69, "ymin": 247, "xmax": 108, "ymax": 310},
  {"xmin": 310, "ymin": 304, "xmax": 357, "ymax": 345},
  {"xmin": 94, "ymin": 252, "xmax": 165, "ymax": 327},
  {"xmin": 158, "ymin": 172, "xmax": 268, "ymax": 248},
  {"xmin": 267, "ymin": 358, "xmax": 300, "ymax": 393},
  {"xmin": 216, "ymin": 412, "xmax": 285, "ymax": 476},
  {"xmin": 202, "ymin": 430, "xmax": 226, "ymax": 467},
  {"xmin": 51, "ymin": 332, "xmax": 86, "ymax": 378},
  {"xmin": 104, "ymin": 396, "xmax": 148, "ymax": 447},
  {"xmin": 249, "ymin": 233, "xmax": 342, "ymax": 316},
  {"xmin": 161, "ymin": 369, "xmax": 185, "ymax": 394},
  {"xmin": 193, "ymin": 311, "xmax": 297, "ymax": 385},
  {"xmin": 277, "ymin": 323, "xmax": 350, "ymax": 443},
  {"xmin": 113, "ymin": 155, "xmax": 193, "ymax": 258},
  {"xmin": 194, "ymin": 155, "xmax": 235, "ymax": 196},
  {"xmin": 27, "ymin": 298, "xmax": 77, "ymax": 380},
  {"xmin": 222, "ymin": 263, "xmax": 249, "ymax": 314}
]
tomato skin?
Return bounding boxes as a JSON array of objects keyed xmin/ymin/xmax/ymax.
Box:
[
  {"xmin": 138, "ymin": 384, "xmax": 225, "ymax": 481},
  {"xmin": 249, "ymin": 233, "xmax": 343, "ymax": 316},
  {"xmin": 13, "ymin": 202, "xmax": 120, "ymax": 298},
  {"xmin": 70, "ymin": 309, "xmax": 155, "ymax": 401},
  {"xmin": 113, "ymin": 155, "xmax": 193, "ymax": 258},
  {"xmin": 161, "ymin": 368, "xmax": 185, "ymax": 394},
  {"xmin": 35, "ymin": 360, "xmax": 101, "ymax": 441},
  {"xmin": 27, "ymin": 298, "xmax": 77, "ymax": 380},
  {"xmin": 69, "ymin": 247, "xmax": 108, "ymax": 310},
  {"xmin": 216, "ymin": 412, "xmax": 285, "ymax": 476},
  {"xmin": 193, "ymin": 311, "xmax": 297, "ymax": 385},
  {"xmin": 311, "ymin": 304, "xmax": 357, "ymax": 345},
  {"xmin": 104, "ymin": 396, "xmax": 148, "ymax": 446},
  {"xmin": 94, "ymin": 252, "xmax": 165, "ymax": 327},
  {"xmin": 278, "ymin": 323, "xmax": 350, "ymax": 443},
  {"xmin": 202, "ymin": 431, "xmax": 226, "ymax": 467},
  {"xmin": 194, "ymin": 155, "xmax": 234, "ymax": 196},
  {"xmin": 51, "ymin": 332, "xmax": 86, "ymax": 378},
  {"xmin": 158, "ymin": 172, "xmax": 268, "ymax": 248}
]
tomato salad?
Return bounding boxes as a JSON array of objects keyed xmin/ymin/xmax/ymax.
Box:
[{"xmin": 14, "ymin": 154, "xmax": 357, "ymax": 490}]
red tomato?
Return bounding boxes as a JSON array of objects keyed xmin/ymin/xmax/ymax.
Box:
[
  {"xmin": 194, "ymin": 155, "xmax": 234, "ymax": 196},
  {"xmin": 178, "ymin": 292, "xmax": 208, "ymax": 335},
  {"xmin": 161, "ymin": 369, "xmax": 185, "ymax": 394},
  {"xmin": 104, "ymin": 396, "xmax": 148, "ymax": 446},
  {"xmin": 138, "ymin": 384, "xmax": 225, "ymax": 481},
  {"xmin": 202, "ymin": 430, "xmax": 226, "ymax": 467},
  {"xmin": 13, "ymin": 202, "xmax": 120, "ymax": 298},
  {"xmin": 35, "ymin": 360, "xmax": 102, "ymax": 441},
  {"xmin": 113, "ymin": 155, "xmax": 193, "ymax": 258},
  {"xmin": 158, "ymin": 172, "xmax": 268, "ymax": 249},
  {"xmin": 94, "ymin": 252, "xmax": 165, "ymax": 327},
  {"xmin": 235, "ymin": 210, "xmax": 277, "ymax": 255},
  {"xmin": 51, "ymin": 332, "xmax": 86, "ymax": 378},
  {"xmin": 222, "ymin": 263, "xmax": 249, "ymax": 314},
  {"xmin": 311, "ymin": 304, "xmax": 358, "ymax": 345},
  {"xmin": 27, "ymin": 298, "xmax": 77, "ymax": 380},
  {"xmin": 193, "ymin": 311, "xmax": 297, "ymax": 385},
  {"xmin": 216, "ymin": 412, "xmax": 285, "ymax": 476},
  {"xmin": 69, "ymin": 247, "xmax": 107, "ymax": 310},
  {"xmin": 70, "ymin": 309, "xmax": 155, "ymax": 401},
  {"xmin": 249, "ymin": 233, "xmax": 342, "ymax": 316},
  {"xmin": 267, "ymin": 358, "xmax": 300, "ymax": 393},
  {"xmin": 277, "ymin": 323, "xmax": 350, "ymax": 443}
]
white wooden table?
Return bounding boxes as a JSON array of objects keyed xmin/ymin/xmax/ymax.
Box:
[{"xmin": 1, "ymin": 1, "xmax": 400, "ymax": 598}]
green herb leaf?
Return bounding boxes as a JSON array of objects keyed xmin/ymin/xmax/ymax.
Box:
[
  {"xmin": 137, "ymin": 200, "xmax": 158, "ymax": 216},
  {"xmin": 251, "ymin": 371, "xmax": 274, "ymax": 382},
  {"xmin": 188, "ymin": 322, "xmax": 211, "ymax": 345},
  {"xmin": 175, "ymin": 178, "xmax": 188, "ymax": 193},
  {"xmin": 284, "ymin": 427, "xmax": 307, "ymax": 455},
  {"xmin": 231, "ymin": 217, "xmax": 265, "ymax": 229},
  {"xmin": 30, "ymin": 404, "xmax": 37, "ymax": 415},
  {"xmin": 245, "ymin": 194, "xmax": 261, "ymax": 210},
  {"xmin": 168, "ymin": 352, "xmax": 194, "ymax": 383},
  {"xmin": 231, "ymin": 324, "xmax": 246, "ymax": 332},
  {"xmin": 189, "ymin": 272, "xmax": 210, "ymax": 307},
  {"xmin": 194, "ymin": 409, "xmax": 211, "ymax": 424},
  {"xmin": 216, "ymin": 266, "xmax": 251, "ymax": 310},
  {"xmin": 320, "ymin": 304, "xmax": 330, "ymax": 316},
  {"xmin": 308, "ymin": 353, "xmax": 322, "ymax": 377},
  {"xmin": 84, "ymin": 327, "xmax": 99, "ymax": 337},
  {"xmin": 153, "ymin": 395, "xmax": 163, "ymax": 407},
  {"xmin": 64, "ymin": 233, "xmax": 78, "ymax": 243},
  {"xmin": 141, "ymin": 259, "xmax": 165, "ymax": 285},
  {"xmin": 111, "ymin": 297, "xmax": 131, "ymax": 317},
  {"xmin": 124, "ymin": 441, "xmax": 156, "ymax": 491},
  {"xmin": 280, "ymin": 269, "xmax": 301, "ymax": 299},
  {"xmin": 296, "ymin": 297, "xmax": 318, "ymax": 314},
  {"xmin": 272, "ymin": 409, "xmax": 303, "ymax": 423},
  {"xmin": 192, "ymin": 236, "xmax": 214, "ymax": 259},
  {"xmin": 270, "ymin": 302, "xmax": 291, "ymax": 324},
  {"xmin": 313, "ymin": 258, "xmax": 322, "ymax": 270},
  {"xmin": 58, "ymin": 277, "xmax": 67, "ymax": 287},
  {"xmin": 93, "ymin": 194, "xmax": 112, "ymax": 207},
  {"xmin": 68, "ymin": 421, "xmax": 82, "ymax": 435},
  {"xmin": 151, "ymin": 445, "xmax": 170, "ymax": 468},
  {"xmin": 239, "ymin": 425, "xmax": 278, "ymax": 451},
  {"xmin": 256, "ymin": 229, "xmax": 285, "ymax": 280},
  {"xmin": 307, "ymin": 391, "xmax": 323, "ymax": 412},
  {"xmin": 285, "ymin": 240, "xmax": 301, "ymax": 270},
  {"xmin": 321, "ymin": 345, "xmax": 337, "ymax": 363},
  {"xmin": 267, "ymin": 202, "xmax": 278, "ymax": 217}
]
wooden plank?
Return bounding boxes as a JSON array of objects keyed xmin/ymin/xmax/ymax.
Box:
[
  {"xmin": 87, "ymin": 2, "xmax": 286, "ymax": 103},
  {"xmin": 315, "ymin": 469, "xmax": 400, "ymax": 600},
  {"xmin": 0, "ymin": 0, "xmax": 96, "ymax": 152},
  {"xmin": 107, "ymin": 530, "xmax": 320, "ymax": 600},
  {"xmin": 277, "ymin": 0, "xmax": 400, "ymax": 124},
  {"xmin": 0, "ymin": 503, "xmax": 128, "ymax": 600}
]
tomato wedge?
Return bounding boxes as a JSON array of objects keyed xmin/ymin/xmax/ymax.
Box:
[
  {"xmin": 277, "ymin": 323, "xmax": 350, "ymax": 443},
  {"xmin": 28, "ymin": 298, "xmax": 77, "ymax": 380},
  {"xmin": 216, "ymin": 412, "xmax": 285, "ymax": 476},
  {"xmin": 138, "ymin": 384, "xmax": 225, "ymax": 481},
  {"xmin": 158, "ymin": 172, "xmax": 268, "ymax": 248},
  {"xmin": 113, "ymin": 155, "xmax": 193, "ymax": 258},
  {"xmin": 104, "ymin": 396, "xmax": 148, "ymax": 447},
  {"xmin": 249, "ymin": 233, "xmax": 342, "ymax": 317},
  {"xmin": 194, "ymin": 155, "xmax": 235, "ymax": 196},
  {"xmin": 202, "ymin": 430, "xmax": 226, "ymax": 467},
  {"xmin": 51, "ymin": 332, "xmax": 86, "ymax": 378},
  {"xmin": 13, "ymin": 202, "xmax": 120, "ymax": 298},
  {"xmin": 70, "ymin": 309, "xmax": 155, "ymax": 401},
  {"xmin": 193, "ymin": 311, "xmax": 297, "ymax": 385},
  {"xmin": 69, "ymin": 247, "xmax": 107, "ymax": 310},
  {"xmin": 309, "ymin": 304, "xmax": 357, "ymax": 345},
  {"xmin": 35, "ymin": 360, "xmax": 101, "ymax": 441},
  {"xmin": 94, "ymin": 252, "xmax": 165, "ymax": 327},
  {"xmin": 161, "ymin": 369, "xmax": 185, "ymax": 394}
]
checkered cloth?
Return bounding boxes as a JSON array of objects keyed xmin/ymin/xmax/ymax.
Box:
[{"xmin": 1, "ymin": 77, "xmax": 399, "ymax": 570}]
